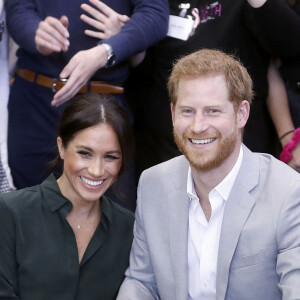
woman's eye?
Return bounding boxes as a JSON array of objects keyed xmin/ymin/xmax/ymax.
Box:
[
  {"xmin": 105, "ymin": 155, "xmax": 120, "ymax": 161},
  {"xmin": 78, "ymin": 151, "xmax": 91, "ymax": 158}
]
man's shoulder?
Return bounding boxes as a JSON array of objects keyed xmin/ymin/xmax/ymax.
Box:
[
  {"xmin": 142, "ymin": 155, "xmax": 189, "ymax": 179},
  {"xmin": 136, "ymin": 155, "xmax": 189, "ymax": 195},
  {"xmin": 247, "ymin": 149, "xmax": 300, "ymax": 188}
]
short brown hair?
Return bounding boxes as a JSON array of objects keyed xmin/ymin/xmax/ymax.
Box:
[{"xmin": 168, "ymin": 49, "xmax": 253, "ymax": 110}]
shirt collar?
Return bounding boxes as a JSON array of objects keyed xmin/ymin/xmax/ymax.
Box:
[
  {"xmin": 42, "ymin": 173, "xmax": 113, "ymax": 225},
  {"xmin": 187, "ymin": 145, "xmax": 243, "ymax": 201}
]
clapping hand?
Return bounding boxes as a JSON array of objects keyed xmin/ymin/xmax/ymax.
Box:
[
  {"xmin": 80, "ymin": 0, "xmax": 130, "ymax": 40},
  {"xmin": 35, "ymin": 16, "xmax": 70, "ymax": 55}
]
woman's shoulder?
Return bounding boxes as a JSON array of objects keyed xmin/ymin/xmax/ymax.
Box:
[
  {"xmin": 0, "ymin": 184, "xmax": 41, "ymax": 207},
  {"xmin": 0, "ymin": 184, "xmax": 43, "ymax": 223},
  {"xmin": 101, "ymin": 196, "xmax": 135, "ymax": 224}
]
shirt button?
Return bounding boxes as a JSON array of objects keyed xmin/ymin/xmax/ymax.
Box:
[{"xmin": 201, "ymin": 281, "xmax": 208, "ymax": 288}]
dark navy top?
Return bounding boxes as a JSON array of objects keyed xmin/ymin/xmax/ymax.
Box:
[{"xmin": 5, "ymin": 0, "xmax": 169, "ymax": 83}]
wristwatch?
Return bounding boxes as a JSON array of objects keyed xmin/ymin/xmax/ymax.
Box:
[{"xmin": 100, "ymin": 43, "xmax": 116, "ymax": 68}]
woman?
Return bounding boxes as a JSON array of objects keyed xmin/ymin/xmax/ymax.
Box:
[{"xmin": 0, "ymin": 94, "xmax": 134, "ymax": 299}]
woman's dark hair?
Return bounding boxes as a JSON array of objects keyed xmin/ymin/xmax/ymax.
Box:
[{"xmin": 52, "ymin": 93, "xmax": 133, "ymax": 177}]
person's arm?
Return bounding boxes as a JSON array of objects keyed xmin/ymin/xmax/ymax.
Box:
[
  {"xmin": 276, "ymin": 181, "xmax": 300, "ymax": 298},
  {"xmin": 5, "ymin": 0, "xmax": 70, "ymax": 56},
  {"xmin": 98, "ymin": 0, "xmax": 169, "ymax": 65},
  {"xmin": 51, "ymin": 0, "xmax": 169, "ymax": 106},
  {"xmin": 5, "ymin": 0, "xmax": 42, "ymax": 54},
  {"xmin": 0, "ymin": 198, "xmax": 18, "ymax": 298},
  {"xmin": 266, "ymin": 60, "xmax": 300, "ymax": 171},
  {"xmin": 80, "ymin": 0, "xmax": 145, "ymax": 67},
  {"xmin": 266, "ymin": 60, "xmax": 295, "ymax": 146},
  {"xmin": 117, "ymin": 173, "xmax": 160, "ymax": 300}
]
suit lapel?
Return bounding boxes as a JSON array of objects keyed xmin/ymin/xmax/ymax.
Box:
[
  {"xmin": 169, "ymin": 157, "xmax": 190, "ymax": 300},
  {"xmin": 216, "ymin": 146, "xmax": 259, "ymax": 300}
]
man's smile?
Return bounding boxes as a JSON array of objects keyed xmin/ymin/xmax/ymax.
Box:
[{"xmin": 189, "ymin": 138, "xmax": 216, "ymax": 145}]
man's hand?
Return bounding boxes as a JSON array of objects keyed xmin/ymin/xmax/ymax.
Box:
[
  {"xmin": 51, "ymin": 45, "xmax": 107, "ymax": 107},
  {"xmin": 35, "ymin": 16, "xmax": 70, "ymax": 55},
  {"xmin": 80, "ymin": 0, "xmax": 130, "ymax": 40},
  {"xmin": 247, "ymin": 0, "xmax": 267, "ymax": 8}
]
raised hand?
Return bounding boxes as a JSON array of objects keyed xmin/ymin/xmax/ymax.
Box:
[
  {"xmin": 51, "ymin": 45, "xmax": 107, "ymax": 107},
  {"xmin": 80, "ymin": 0, "xmax": 130, "ymax": 40},
  {"xmin": 35, "ymin": 16, "xmax": 70, "ymax": 55}
]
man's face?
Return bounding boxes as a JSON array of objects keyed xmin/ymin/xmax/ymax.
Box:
[{"xmin": 171, "ymin": 75, "xmax": 248, "ymax": 172}]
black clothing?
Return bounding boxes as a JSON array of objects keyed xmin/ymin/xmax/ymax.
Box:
[
  {"xmin": 0, "ymin": 174, "xmax": 134, "ymax": 300},
  {"xmin": 249, "ymin": 0, "xmax": 300, "ymax": 83},
  {"xmin": 127, "ymin": 0, "xmax": 295, "ymax": 178}
]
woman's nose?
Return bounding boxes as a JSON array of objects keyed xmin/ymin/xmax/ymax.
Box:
[{"xmin": 88, "ymin": 160, "xmax": 105, "ymax": 177}]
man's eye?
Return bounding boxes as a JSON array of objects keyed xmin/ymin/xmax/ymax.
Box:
[
  {"xmin": 208, "ymin": 109, "xmax": 219, "ymax": 114},
  {"xmin": 182, "ymin": 109, "xmax": 193, "ymax": 114}
]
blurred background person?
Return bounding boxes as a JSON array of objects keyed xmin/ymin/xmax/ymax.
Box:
[
  {"xmin": 0, "ymin": 93, "xmax": 134, "ymax": 299},
  {"xmin": 0, "ymin": 0, "xmax": 16, "ymax": 194},
  {"xmin": 126, "ymin": 0, "xmax": 300, "ymax": 180},
  {"xmin": 5, "ymin": 0, "xmax": 168, "ymax": 207},
  {"xmin": 262, "ymin": 0, "xmax": 300, "ymax": 171},
  {"xmin": 267, "ymin": 60, "xmax": 300, "ymax": 172}
]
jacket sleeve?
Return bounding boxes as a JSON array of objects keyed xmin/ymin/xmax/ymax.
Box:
[
  {"xmin": 5, "ymin": 0, "xmax": 41, "ymax": 54},
  {"xmin": 246, "ymin": 0, "xmax": 300, "ymax": 58},
  {"xmin": 0, "ymin": 198, "xmax": 19, "ymax": 298},
  {"xmin": 117, "ymin": 172, "xmax": 160, "ymax": 300},
  {"xmin": 276, "ymin": 179, "xmax": 300, "ymax": 299},
  {"xmin": 103, "ymin": 0, "xmax": 169, "ymax": 64}
]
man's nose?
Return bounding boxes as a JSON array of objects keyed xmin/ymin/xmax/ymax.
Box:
[{"xmin": 190, "ymin": 112, "xmax": 210, "ymax": 133}]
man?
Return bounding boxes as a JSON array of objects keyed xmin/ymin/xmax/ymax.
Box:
[
  {"xmin": 129, "ymin": 0, "xmax": 300, "ymax": 178},
  {"xmin": 117, "ymin": 49, "xmax": 300, "ymax": 299}
]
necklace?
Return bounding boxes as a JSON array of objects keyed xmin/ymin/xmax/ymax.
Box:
[
  {"xmin": 75, "ymin": 216, "xmax": 100, "ymax": 230},
  {"xmin": 76, "ymin": 222, "xmax": 93, "ymax": 229}
]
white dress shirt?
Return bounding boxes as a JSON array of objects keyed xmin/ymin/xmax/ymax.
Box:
[{"xmin": 187, "ymin": 146, "xmax": 243, "ymax": 300}]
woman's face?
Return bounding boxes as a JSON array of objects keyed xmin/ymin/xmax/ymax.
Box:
[{"xmin": 57, "ymin": 123, "xmax": 122, "ymax": 204}]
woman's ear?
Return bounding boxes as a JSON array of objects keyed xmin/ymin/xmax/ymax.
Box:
[{"xmin": 57, "ymin": 137, "xmax": 65, "ymax": 160}]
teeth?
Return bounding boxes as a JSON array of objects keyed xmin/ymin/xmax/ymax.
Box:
[
  {"xmin": 80, "ymin": 176, "xmax": 103, "ymax": 186},
  {"xmin": 191, "ymin": 138, "xmax": 215, "ymax": 144}
]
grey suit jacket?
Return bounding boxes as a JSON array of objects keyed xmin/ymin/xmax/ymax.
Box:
[{"xmin": 117, "ymin": 145, "xmax": 300, "ymax": 300}]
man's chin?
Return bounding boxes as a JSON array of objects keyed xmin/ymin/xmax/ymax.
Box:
[{"xmin": 187, "ymin": 155, "xmax": 221, "ymax": 172}]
